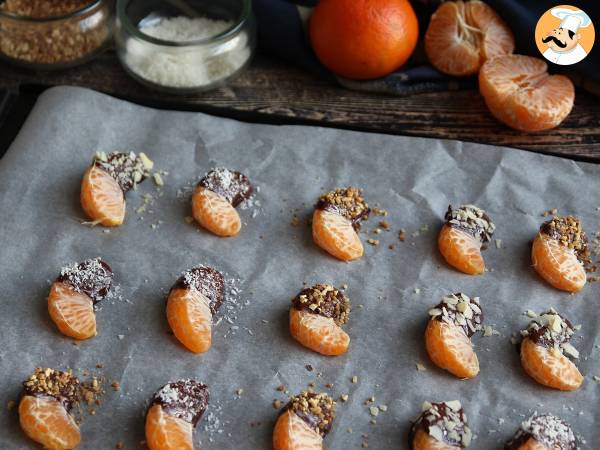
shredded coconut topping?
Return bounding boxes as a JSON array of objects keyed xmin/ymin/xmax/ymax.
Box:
[
  {"xmin": 197, "ymin": 167, "xmax": 253, "ymax": 207},
  {"xmin": 505, "ymin": 414, "xmax": 576, "ymax": 450},
  {"xmin": 428, "ymin": 293, "xmax": 483, "ymax": 337},
  {"xmin": 175, "ymin": 265, "xmax": 225, "ymax": 316},
  {"xmin": 414, "ymin": 401, "xmax": 472, "ymax": 448},
  {"xmin": 445, "ymin": 204, "xmax": 495, "ymax": 243},
  {"xmin": 151, "ymin": 379, "xmax": 209, "ymax": 427},
  {"xmin": 58, "ymin": 257, "xmax": 113, "ymax": 304}
]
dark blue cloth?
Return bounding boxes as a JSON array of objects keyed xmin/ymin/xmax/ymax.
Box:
[{"xmin": 253, "ymin": 0, "xmax": 600, "ymax": 96}]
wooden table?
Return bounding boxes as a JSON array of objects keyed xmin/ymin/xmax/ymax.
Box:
[{"xmin": 1, "ymin": 53, "xmax": 599, "ymax": 162}]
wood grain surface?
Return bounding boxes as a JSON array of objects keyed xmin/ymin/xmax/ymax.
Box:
[{"xmin": 1, "ymin": 53, "xmax": 599, "ymax": 161}]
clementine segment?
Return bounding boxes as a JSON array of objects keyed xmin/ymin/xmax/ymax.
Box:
[
  {"xmin": 479, "ymin": 54, "xmax": 574, "ymax": 131},
  {"xmin": 273, "ymin": 409, "xmax": 323, "ymax": 450},
  {"xmin": 312, "ymin": 209, "xmax": 363, "ymax": 261},
  {"xmin": 289, "ymin": 307, "xmax": 350, "ymax": 356},
  {"xmin": 518, "ymin": 438, "xmax": 550, "ymax": 450},
  {"xmin": 48, "ymin": 281, "xmax": 96, "ymax": 340},
  {"xmin": 412, "ymin": 428, "xmax": 456, "ymax": 450},
  {"xmin": 520, "ymin": 337, "xmax": 583, "ymax": 391},
  {"xmin": 309, "ymin": 0, "xmax": 418, "ymax": 79},
  {"xmin": 80, "ymin": 165, "xmax": 125, "ymax": 226},
  {"xmin": 438, "ymin": 224, "xmax": 485, "ymax": 275},
  {"xmin": 425, "ymin": 319, "xmax": 479, "ymax": 379},
  {"xmin": 19, "ymin": 395, "xmax": 81, "ymax": 450},
  {"xmin": 166, "ymin": 288, "xmax": 213, "ymax": 353},
  {"xmin": 145, "ymin": 404, "xmax": 193, "ymax": 450},
  {"xmin": 192, "ymin": 186, "xmax": 241, "ymax": 237},
  {"xmin": 425, "ymin": 0, "xmax": 514, "ymax": 76},
  {"xmin": 531, "ymin": 232, "xmax": 586, "ymax": 293}
]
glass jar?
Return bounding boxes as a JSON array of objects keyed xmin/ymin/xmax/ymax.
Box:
[
  {"xmin": 0, "ymin": 0, "xmax": 113, "ymax": 69},
  {"xmin": 115, "ymin": 0, "xmax": 256, "ymax": 93}
]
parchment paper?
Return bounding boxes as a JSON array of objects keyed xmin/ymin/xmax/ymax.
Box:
[{"xmin": 1, "ymin": 86, "xmax": 599, "ymax": 449}]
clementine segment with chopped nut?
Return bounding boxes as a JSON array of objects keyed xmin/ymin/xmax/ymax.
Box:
[
  {"xmin": 411, "ymin": 401, "xmax": 472, "ymax": 448},
  {"xmin": 520, "ymin": 337, "xmax": 583, "ymax": 391},
  {"xmin": 80, "ymin": 165, "xmax": 125, "ymax": 226},
  {"xmin": 505, "ymin": 413, "xmax": 577, "ymax": 450},
  {"xmin": 532, "ymin": 233, "xmax": 586, "ymax": 293},
  {"xmin": 425, "ymin": 319, "xmax": 479, "ymax": 379},
  {"xmin": 273, "ymin": 409, "xmax": 324, "ymax": 450},
  {"xmin": 145, "ymin": 404, "xmax": 193, "ymax": 450},
  {"xmin": 48, "ymin": 281, "xmax": 96, "ymax": 340},
  {"xmin": 312, "ymin": 209, "xmax": 363, "ymax": 261},
  {"xmin": 425, "ymin": 0, "xmax": 514, "ymax": 76},
  {"xmin": 19, "ymin": 395, "xmax": 81, "ymax": 450},
  {"xmin": 192, "ymin": 186, "xmax": 241, "ymax": 237},
  {"xmin": 167, "ymin": 288, "xmax": 213, "ymax": 353},
  {"xmin": 412, "ymin": 428, "xmax": 457, "ymax": 450},
  {"xmin": 289, "ymin": 308, "xmax": 349, "ymax": 356}
]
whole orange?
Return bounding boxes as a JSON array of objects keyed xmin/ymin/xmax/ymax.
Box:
[{"xmin": 309, "ymin": 0, "xmax": 419, "ymax": 80}]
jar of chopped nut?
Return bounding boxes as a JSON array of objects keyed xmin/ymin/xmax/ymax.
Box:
[{"xmin": 0, "ymin": 0, "xmax": 113, "ymax": 69}]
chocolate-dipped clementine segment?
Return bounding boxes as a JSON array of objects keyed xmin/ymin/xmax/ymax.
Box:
[
  {"xmin": 531, "ymin": 216, "xmax": 588, "ymax": 292},
  {"xmin": 504, "ymin": 413, "xmax": 577, "ymax": 450},
  {"xmin": 519, "ymin": 310, "xmax": 583, "ymax": 391},
  {"xmin": 410, "ymin": 401, "xmax": 472, "ymax": 449},
  {"xmin": 425, "ymin": 293, "xmax": 482, "ymax": 379},
  {"xmin": 80, "ymin": 151, "xmax": 152, "ymax": 226},
  {"xmin": 289, "ymin": 284, "xmax": 350, "ymax": 356},
  {"xmin": 191, "ymin": 168, "xmax": 252, "ymax": 237},
  {"xmin": 312, "ymin": 187, "xmax": 369, "ymax": 261},
  {"xmin": 273, "ymin": 391, "xmax": 335, "ymax": 450},
  {"xmin": 19, "ymin": 368, "xmax": 82, "ymax": 450},
  {"xmin": 145, "ymin": 380, "xmax": 209, "ymax": 450},
  {"xmin": 166, "ymin": 266, "xmax": 224, "ymax": 353},
  {"xmin": 438, "ymin": 205, "xmax": 495, "ymax": 275},
  {"xmin": 48, "ymin": 258, "xmax": 113, "ymax": 340}
]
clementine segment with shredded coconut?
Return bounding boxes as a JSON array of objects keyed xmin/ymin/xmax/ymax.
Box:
[
  {"xmin": 517, "ymin": 438, "xmax": 551, "ymax": 450},
  {"xmin": 192, "ymin": 186, "xmax": 241, "ymax": 237},
  {"xmin": 289, "ymin": 307, "xmax": 349, "ymax": 356},
  {"xmin": 80, "ymin": 165, "xmax": 125, "ymax": 226},
  {"xmin": 532, "ymin": 233, "xmax": 586, "ymax": 292},
  {"xmin": 479, "ymin": 54, "xmax": 574, "ymax": 131},
  {"xmin": 425, "ymin": 320, "xmax": 479, "ymax": 379},
  {"xmin": 438, "ymin": 224, "xmax": 485, "ymax": 275},
  {"xmin": 520, "ymin": 337, "xmax": 583, "ymax": 391},
  {"xmin": 312, "ymin": 209, "xmax": 363, "ymax": 261},
  {"xmin": 145, "ymin": 404, "xmax": 193, "ymax": 450},
  {"xmin": 167, "ymin": 288, "xmax": 213, "ymax": 353},
  {"xmin": 19, "ymin": 395, "xmax": 81, "ymax": 450},
  {"xmin": 273, "ymin": 409, "xmax": 324, "ymax": 450},
  {"xmin": 425, "ymin": 0, "xmax": 514, "ymax": 76},
  {"xmin": 48, "ymin": 281, "xmax": 96, "ymax": 340}
]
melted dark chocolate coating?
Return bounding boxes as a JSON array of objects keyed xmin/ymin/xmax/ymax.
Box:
[
  {"xmin": 315, "ymin": 200, "xmax": 370, "ymax": 230},
  {"xmin": 57, "ymin": 258, "xmax": 113, "ymax": 304},
  {"xmin": 22, "ymin": 369, "xmax": 80, "ymax": 412},
  {"xmin": 173, "ymin": 266, "xmax": 225, "ymax": 316},
  {"xmin": 292, "ymin": 285, "xmax": 350, "ymax": 326},
  {"xmin": 150, "ymin": 380, "xmax": 209, "ymax": 427},
  {"xmin": 198, "ymin": 168, "xmax": 253, "ymax": 207}
]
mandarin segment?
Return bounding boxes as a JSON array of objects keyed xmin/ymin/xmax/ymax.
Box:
[
  {"xmin": 273, "ymin": 409, "xmax": 324, "ymax": 450},
  {"xmin": 145, "ymin": 404, "xmax": 193, "ymax": 450},
  {"xmin": 438, "ymin": 225, "xmax": 485, "ymax": 275},
  {"xmin": 531, "ymin": 233, "xmax": 586, "ymax": 293},
  {"xmin": 412, "ymin": 428, "xmax": 457, "ymax": 450},
  {"xmin": 289, "ymin": 307, "xmax": 350, "ymax": 356},
  {"xmin": 48, "ymin": 281, "xmax": 97, "ymax": 340},
  {"xmin": 425, "ymin": 320, "xmax": 479, "ymax": 379},
  {"xmin": 80, "ymin": 165, "xmax": 125, "ymax": 226},
  {"xmin": 166, "ymin": 288, "xmax": 213, "ymax": 353},
  {"xmin": 19, "ymin": 395, "xmax": 81, "ymax": 450},
  {"xmin": 192, "ymin": 186, "xmax": 242, "ymax": 237},
  {"xmin": 312, "ymin": 209, "xmax": 363, "ymax": 261}
]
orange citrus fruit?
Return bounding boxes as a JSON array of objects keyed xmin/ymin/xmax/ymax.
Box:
[
  {"xmin": 425, "ymin": 0, "xmax": 514, "ymax": 76},
  {"xmin": 273, "ymin": 409, "xmax": 323, "ymax": 450},
  {"xmin": 145, "ymin": 404, "xmax": 193, "ymax": 450},
  {"xmin": 312, "ymin": 209, "xmax": 363, "ymax": 261},
  {"xmin": 19, "ymin": 395, "xmax": 81, "ymax": 450},
  {"xmin": 48, "ymin": 281, "xmax": 96, "ymax": 340},
  {"xmin": 531, "ymin": 232, "xmax": 586, "ymax": 293},
  {"xmin": 520, "ymin": 337, "xmax": 583, "ymax": 391},
  {"xmin": 167, "ymin": 287, "xmax": 213, "ymax": 353},
  {"xmin": 192, "ymin": 186, "xmax": 241, "ymax": 237},
  {"xmin": 412, "ymin": 428, "xmax": 456, "ymax": 450},
  {"xmin": 289, "ymin": 307, "xmax": 350, "ymax": 356},
  {"xmin": 479, "ymin": 54, "xmax": 574, "ymax": 131},
  {"xmin": 309, "ymin": 0, "xmax": 418, "ymax": 79},
  {"xmin": 438, "ymin": 224, "xmax": 485, "ymax": 275},
  {"xmin": 425, "ymin": 319, "xmax": 479, "ymax": 379},
  {"xmin": 80, "ymin": 165, "xmax": 125, "ymax": 226}
]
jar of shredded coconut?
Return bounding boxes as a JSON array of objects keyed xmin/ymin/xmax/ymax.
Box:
[{"xmin": 115, "ymin": 0, "xmax": 255, "ymax": 93}]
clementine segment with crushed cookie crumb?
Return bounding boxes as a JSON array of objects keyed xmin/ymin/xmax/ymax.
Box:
[
  {"xmin": 312, "ymin": 187, "xmax": 369, "ymax": 261},
  {"xmin": 438, "ymin": 205, "xmax": 495, "ymax": 275},
  {"xmin": 19, "ymin": 368, "xmax": 82, "ymax": 450},
  {"xmin": 273, "ymin": 391, "xmax": 335, "ymax": 450},
  {"xmin": 47, "ymin": 258, "xmax": 113, "ymax": 340},
  {"xmin": 191, "ymin": 168, "xmax": 252, "ymax": 237},
  {"xmin": 518, "ymin": 310, "xmax": 583, "ymax": 391},
  {"xmin": 425, "ymin": 294, "xmax": 482, "ymax": 379},
  {"xmin": 145, "ymin": 380, "xmax": 209, "ymax": 450},
  {"xmin": 531, "ymin": 216, "xmax": 588, "ymax": 292},
  {"xmin": 289, "ymin": 284, "xmax": 351, "ymax": 356},
  {"xmin": 166, "ymin": 266, "xmax": 225, "ymax": 353}
]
